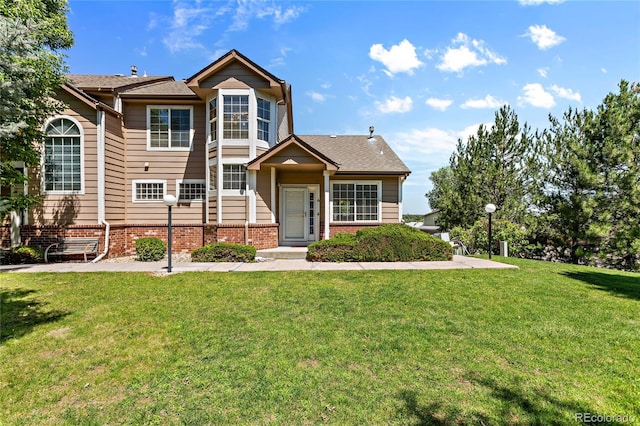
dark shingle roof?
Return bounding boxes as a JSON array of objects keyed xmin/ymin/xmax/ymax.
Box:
[
  {"xmin": 298, "ymin": 135, "xmax": 410, "ymax": 175},
  {"xmin": 67, "ymin": 74, "xmax": 173, "ymax": 91},
  {"xmin": 119, "ymin": 80, "xmax": 197, "ymax": 97}
]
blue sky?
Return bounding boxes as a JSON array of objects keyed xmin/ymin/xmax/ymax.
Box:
[{"xmin": 65, "ymin": 0, "xmax": 640, "ymax": 214}]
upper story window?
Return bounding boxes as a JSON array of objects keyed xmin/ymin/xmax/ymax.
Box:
[
  {"xmin": 223, "ymin": 95, "xmax": 249, "ymax": 139},
  {"xmin": 209, "ymin": 98, "xmax": 217, "ymax": 144},
  {"xmin": 147, "ymin": 106, "xmax": 193, "ymax": 150},
  {"xmin": 257, "ymin": 98, "xmax": 271, "ymax": 142},
  {"xmin": 43, "ymin": 117, "xmax": 83, "ymax": 193}
]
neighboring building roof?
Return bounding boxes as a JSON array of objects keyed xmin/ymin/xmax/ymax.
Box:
[
  {"xmin": 299, "ymin": 135, "xmax": 411, "ymax": 175},
  {"xmin": 59, "ymin": 84, "xmax": 120, "ymax": 117},
  {"xmin": 67, "ymin": 74, "xmax": 173, "ymax": 92}
]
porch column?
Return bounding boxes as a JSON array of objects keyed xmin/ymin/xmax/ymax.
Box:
[
  {"xmin": 248, "ymin": 170, "xmax": 256, "ymax": 223},
  {"xmin": 270, "ymin": 167, "xmax": 276, "ymax": 223},
  {"xmin": 323, "ymin": 170, "xmax": 330, "ymax": 240}
]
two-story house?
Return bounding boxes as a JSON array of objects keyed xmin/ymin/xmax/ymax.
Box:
[{"xmin": 4, "ymin": 50, "xmax": 410, "ymax": 258}]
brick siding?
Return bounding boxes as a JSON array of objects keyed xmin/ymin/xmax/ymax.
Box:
[{"xmin": 2, "ymin": 223, "xmax": 280, "ymax": 258}]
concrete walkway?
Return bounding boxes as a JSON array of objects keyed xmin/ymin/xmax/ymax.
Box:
[{"xmin": 0, "ymin": 255, "xmax": 517, "ymax": 274}]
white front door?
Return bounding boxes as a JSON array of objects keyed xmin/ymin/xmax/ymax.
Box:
[
  {"xmin": 282, "ymin": 186, "xmax": 319, "ymax": 243},
  {"xmin": 283, "ymin": 188, "xmax": 305, "ymax": 240}
]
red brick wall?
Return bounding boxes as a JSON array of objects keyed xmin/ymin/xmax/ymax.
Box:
[
  {"xmin": 215, "ymin": 223, "xmax": 279, "ymax": 250},
  {"xmin": 328, "ymin": 223, "xmax": 382, "ymax": 238},
  {"xmin": 2, "ymin": 223, "xmax": 280, "ymax": 258}
]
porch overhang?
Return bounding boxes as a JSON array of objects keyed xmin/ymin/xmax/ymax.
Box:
[{"xmin": 247, "ymin": 134, "xmax": 339, "ymax": 172}]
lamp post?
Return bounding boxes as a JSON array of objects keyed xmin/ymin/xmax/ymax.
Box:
[
  {"xmin": 485, "ymin": 203, "xmax": 496, "ymax": 259},
  {"xmin": 163, "ymin": 194, "xmax": 177, "ymax": 272}
]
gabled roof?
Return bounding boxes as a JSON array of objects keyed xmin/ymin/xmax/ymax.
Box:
[
  {"xmin": 67, "ymin": 75, "xmax": 173, "ymax": 93},
  {"xmin": 247, "ymin": 135, "xmax": 339, "ymax": 171},
  {"xmin": 248, "ymin": 134, "xmax": 411, "ymax": 176},
  {"xmin": 300, "ymin": 134, "xmax": 411, "ymax": 175},
  {"xmin": 186, "ymin": 49, "xmax": 285, "ymax": 87}
]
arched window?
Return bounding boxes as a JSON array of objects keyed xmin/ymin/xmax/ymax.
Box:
[{"xmin": 43, "ymin": 117, "xmax": 83, "ymax": 192}]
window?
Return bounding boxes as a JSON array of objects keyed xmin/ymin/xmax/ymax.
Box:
[
  {"xmin": 222, "ymin": 164, "xmax": 246, "ymax": 190},
  {"xmin": 43, "ymin": 117, "xmax": 82, "ymax": 193},
  {"xmin": 209, "ymin": 98, "xmax": 217, "ymax": 144},
  {"xmin": 178, "ymin": 180, "xmax": 206, "ymax": 201},
  {"xmin": 133, "ymin": 180, "xmax": 166, "ymax": 202},
  {"xmin": 148, "ymin": 106, "xmax": 192, "ymax": 149},
  {"xmin": 332, "ymin": 182, "xmax": 380, "ymax": 222},
  {"xmin": 257, "ymin": 98, "xmax": 271, "ymax": 142},
  {"xmin": 209, "ymin": 165, "xmax": 217, "ymax": 191},
  {"xmin": 223, "ymin": 95, "xmax": 249, "ymax": 139}
]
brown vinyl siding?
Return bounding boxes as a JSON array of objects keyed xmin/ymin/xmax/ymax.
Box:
[
  {"xmin": 104, "ymin": 112, "xmax": 125, "ymax": 223},
  {"xmin": 221, "ymin": 196, "xmax": 248, "ymax": 223},
  {"xmin": 122, "ymin": 101, "xmax": 206, "ymax": 224},
  {"xmin": 201, "ymin": 62, "xmax": 270, "ymax": 90},
  {"xmin": 255, "ymin": 169, "xmax": 272, "ymax": 223},
  {"xmin": 277, "ymin": 104, "xmax": 290, "ymax": 142},
  {"xmin": 31, "ymin": 93, "xmax": 98, "ymax": 225},
  {"xmin": 221, "ymin": 146, "xmax": 250, "ymax": 158},
  {"xmin": 266, "ymin": 144, "xmax": 325, "ymax": 166},
  {"xmin": 208, "ymin": 197, "xmax": 217, "ymax": 223}
]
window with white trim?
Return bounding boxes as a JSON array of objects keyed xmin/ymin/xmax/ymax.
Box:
[
  {"xmin": 148, "ymin": 106, "xmax": 192, "ymax": 149},
  {"xmin": 178, "ymin": 180, "xmax": 206, "ymax": 201},
  {"xmin": 223, "ymin": 95, "xmax": 249, "ymax": 139},
  {"xmin": 209, "ymin": 165, "xmax": 217, "ymax": 191},
  {"xmin": 43, "ymin": 117, "xmax": 83, "ymax": 193},
  {"xmin": 331, "ymin": 181, "xmax": 380, "ymax": 222},
  {"xmin": 257, "ymin": 98, "xmax": 271, "ymax": 142},
  {"xmin": 222, "ymin": 164, "xmax": 246, "ymax": 190},
  {"xmin": 133, "ymin": 180, "xmax": 166, "ymax": 202},
  {"xmin": 209, "ymin": 98, "xmax": 217, "ymax": 144}
]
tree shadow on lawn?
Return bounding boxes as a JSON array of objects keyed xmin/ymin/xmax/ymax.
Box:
[
  {"xmin": 0, "ymin": 288, "xmax": 69, "ymax": 343},
  {"xmin": 396, "ymin": 376, "xmax": 622, "ymax": 425},
  {"xmin": 561, "ymin": 271, "xmax": 640, "ymax": 301}
]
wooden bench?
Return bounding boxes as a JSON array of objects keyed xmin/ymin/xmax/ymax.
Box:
[{"xmin": 45, "ymin": 238, "xmax": 100, "ymax": 263}]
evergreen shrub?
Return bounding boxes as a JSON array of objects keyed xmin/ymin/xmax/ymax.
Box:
[
  {"xmin": 135, "ymin": 237, "xmax": 166, "ymax": 262},
  {"xmin": 307, "ymin": 224, "xmax": 453, "ymax": 262},
  {"xmin": 191, "ymin": 243, "xmax": 256, "ymax": 262}
]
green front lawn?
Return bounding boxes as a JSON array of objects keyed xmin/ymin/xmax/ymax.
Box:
[{"xmin": 1, "ymin": 258, "xmax": 639, "ymax": 425}]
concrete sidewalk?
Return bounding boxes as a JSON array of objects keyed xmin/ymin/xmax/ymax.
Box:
[{"xmin": 0, "ymin": 255, "xmax": 518, "ymax": 274}]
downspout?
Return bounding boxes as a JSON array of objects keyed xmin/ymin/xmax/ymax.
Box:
[
  {"xmin": 244, "ymin": 167, "xmax": 249, "ymax": 245},
  {"xmin": 93, "ymin": 108, "xmax": 110, "ymax": 262}
]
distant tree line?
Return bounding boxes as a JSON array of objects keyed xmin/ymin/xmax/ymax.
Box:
[{"xmin": 426, "ymin": 81, "xmax": 640, "ymax": 271}]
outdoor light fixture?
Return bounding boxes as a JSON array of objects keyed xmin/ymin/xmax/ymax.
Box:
[
  {"xmin": 163, "ymin": 194, "xmax": 177, "ymax": 272},
  {"xmin": 485, "ymin": 203, "xmax": 496, "ymax": 259}
]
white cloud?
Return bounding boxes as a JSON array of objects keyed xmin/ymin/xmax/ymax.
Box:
[
  {"xmin": 392, "ymin": 128, "xmax": 458, "ymax": 159},
  {"xmin": 518, "ymin": 83, "xmax": 555, "ymax": 108},
  {"xmin": 426, "ymin": 98, "xmax": 453, "ymax": 111},
  {"xmin": 375, "ymin": 96, "xmax": 413, "ymax": 113},
  {"xmin": 551, "ymin": 85, "xmax": 581, "ymax": 102},
  {"xmin": 601, "ymin": 68, "xmax": 608, "ymax": 74},
  {"xmin": 163, "ymin": 3, "xmax": 212, "ymax": 53},
  {"xmin": 537, "ymin": 67, "xmax": 549, "ymax": 78},
  {"xmin": 437, "ymin": 33, "xmax": 506, "ymax": 73},
  {"xmin": 519, "ymin": 0, "xmax": 564, "ymax": 5},
  {"xmin": 369, "ymin": 39, "xmax": 424, "ymax": 75},
  {"xmin": 307, "ymin": 91, "xmax": 326, "ymax": 103},
  {"xmin": 525, "ymin": 25, "xmax": 566, "ymax": 50},
  {"xmin": 461, "ymin": 95, "xmax": 506, "ymax": 109}
]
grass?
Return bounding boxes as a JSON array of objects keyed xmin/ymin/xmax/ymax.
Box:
[{"xmin": 1, "ymin": 258, "xmax": 639, "ymax": 425}]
